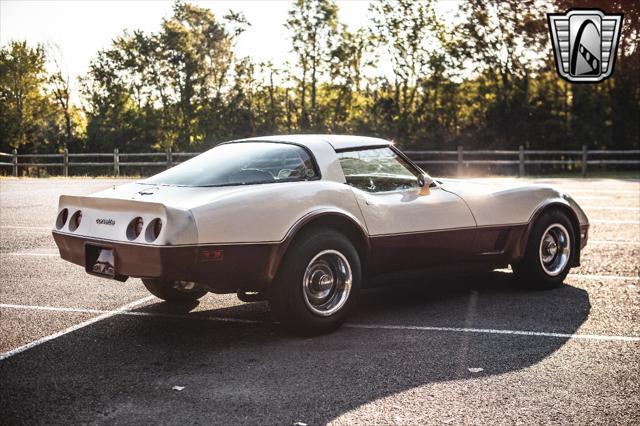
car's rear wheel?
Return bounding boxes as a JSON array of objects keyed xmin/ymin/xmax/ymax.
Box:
[
  {"xmin": 268, "ymin": 228, "xmax": 361, "ymax": 335},
  {"xmin": 512, "ymin": 209, "xmax": 575, "ymax": 289},
  {"xmin": 142, "ymin": 279, "xmax": 207, "ymax": 303}
]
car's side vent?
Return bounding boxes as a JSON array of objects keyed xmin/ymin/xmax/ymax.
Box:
[{"xmin": 493, "ymin": 229, "xmax": 510, "ymax": 252}]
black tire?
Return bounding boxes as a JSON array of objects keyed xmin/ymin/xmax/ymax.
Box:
[
  {"xmin": 142, "ymin": 279, "xmax": 207, "ymax": 303},
  {"xmin": 512, "ymin": 209, "xmax": 576, "ymax": 289},
  {"xmin": 268, "ymin": 228, "xmax": 361, "ymax": 335}
]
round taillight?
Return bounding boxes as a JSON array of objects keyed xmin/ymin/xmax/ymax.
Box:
[
  {"xmin": 146, "ymin": 218, "xmax": 162, "ymax": 242},
  {"xmin": 127, "ymin": 217, "xmax": 144, "ymax": 240},
  {"xmin": 56, "ymin": 208, "xmax": 69, "ymax": 230},
  {"xmin": 69, "ymin": 210, "xmax": 82, "ymax": 231}
]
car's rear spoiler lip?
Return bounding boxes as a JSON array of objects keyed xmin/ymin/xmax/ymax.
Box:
[{"xmin": 59, "ymin": 195, "xmax": 173, "ymax": 213}]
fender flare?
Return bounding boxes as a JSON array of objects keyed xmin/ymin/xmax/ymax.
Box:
[
  {"xmin": 266, "ymin": 209, "xmax": 371, "ymax": 281},
  {"xmin": 515, "ymin": 199, "xmax": 583, "ymax": 266}
]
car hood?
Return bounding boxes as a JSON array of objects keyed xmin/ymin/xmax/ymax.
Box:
[{"xmin": 437, "ymin": 178, "xmax": 588, "ymax": 227}]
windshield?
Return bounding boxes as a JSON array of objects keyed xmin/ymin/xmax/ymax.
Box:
[{"xmin": 144, "ymin": 142, "xmax": 319, "ymax": 187}]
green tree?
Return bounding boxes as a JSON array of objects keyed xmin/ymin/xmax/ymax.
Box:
[
  {"xmin": 368, "ymin": 0, "xmax": 442, "ymax": 143},
  {"xmin": 286, "ymin": 0, "xmax": 339, "ymax": 129},
  {"xmin": 0, "ymin": 41, "xmax": 56, "ymax": 152},
  {"xmin": 48, "ymin": 45, "xmax": 74, "ymax": 150},
  {"xmin": 81, "ymin": 1, "xmax": 247, "ymax": 152},
  {"xmin": 329, "ymin": 27, "xmax": 373, "ymax": 131},
  {"xmin": 80, "ymin": 35, "xmax": 154, "ymax": 153},
  {"xmin": 161, "ymin": 1, "xmax": 247, "ymax": 148}
]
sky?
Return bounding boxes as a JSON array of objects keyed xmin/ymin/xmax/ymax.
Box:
[{"xmin": 0, "ymin": 0, "xmax": 461, "ymax": 98}]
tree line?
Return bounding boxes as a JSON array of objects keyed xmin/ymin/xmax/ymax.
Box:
[{"xmin": 0, "ymin": 0, "xmax": 638, "ymax": 156}]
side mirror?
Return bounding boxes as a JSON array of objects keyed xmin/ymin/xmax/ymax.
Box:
[{"xmin": 417, "ymin": 173, "xmax": 433, "ymax": 196}]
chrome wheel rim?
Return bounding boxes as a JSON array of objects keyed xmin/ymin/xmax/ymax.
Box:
[
  {"xmin": 539, "ymin": 224, "xmax": 571, "ymax": 276},
  {"xmin": 302, "ymin": 249, "xmax": 352, "ymax": 316}
]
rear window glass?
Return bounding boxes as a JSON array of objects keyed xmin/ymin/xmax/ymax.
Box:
[{"xmin": 144, "ymin": 142, "xmax": 319, "ymax": 187}]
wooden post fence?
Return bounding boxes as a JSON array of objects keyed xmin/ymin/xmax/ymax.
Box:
[
  {"xmin": 113, "ymin": 148, "xmax": 120, "ymax": 177},
  {"xmin": 166, "ymin": 148, "xmax": 172, "ymax": 169},
  {"xmin": 1, "ymin": 148, "xmax": 638, "ymax": 178},
  {"xmin": 518, "ymin": 145, "xmax": 525, "ymax": 177},
  {"xmin": 63, "ymin": 148, "xmax": 69, "ymax": 177},
  {"xmin": 12, "ymin": 149, "xmax": 17, "ymax": 177}
]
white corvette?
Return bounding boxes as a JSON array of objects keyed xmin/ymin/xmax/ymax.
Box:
[{"xmin": 53, "ymin": 135, "xmax": 589, "ymax": 333}]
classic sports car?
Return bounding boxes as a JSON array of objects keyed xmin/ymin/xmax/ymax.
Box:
[{"xmin": 53, "ymin": 135, "xmax": 589, "ymax": 334}]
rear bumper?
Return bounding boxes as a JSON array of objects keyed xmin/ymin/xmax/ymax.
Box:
[{"xmin": 52, "ymin": 231, "xmax": 278, "ymax": 292}]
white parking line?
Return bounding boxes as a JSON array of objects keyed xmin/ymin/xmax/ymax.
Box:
[
  {"xmin": 490, "ymin": 270, "xmax": 638, "ymax": 281},
  {"xmin": 0, "ymin": 225, "xmax": 51, "ymax": 230},
  {"xmin": 0, "ymin": 303, "xmax": 262, "ymax": 325},
  {"xmin": 1, "ymin": 302, "xmax": 638, "ymax": 344},
  {"xmin": 588, "ymin": 240, "xmax": 640, "ymax": 246},
  {"xmin": 591, "ymin": 220, "xmax": 640, "ymax": 225},
  {"xmin": 561, "ymin": 189, "xmax": 640, "ymax": 195},
  {"xmin": 567, "ymin": 273, "xmax": 639, "ymax": 281},
  {"xmin": 0, "ymin": 296, "xmax": 154, "ymax": 361},
  {"xmin": 2, "ymin": 252, "xmax": 58, "ymax": 257},
  {"xmin": 0, "ymin": 304, "xmax": 105, "ymax": 315},
  {"xmin": 583, "ymin": 206, "xmax": 640, "ymax": 212},
  {"xmin": 574, "ymin": 196, "xmax": 613, "ymax": 200},
  {"xmin": 345, "ymin": 324, "xmax": 640, "ymax": 342}
]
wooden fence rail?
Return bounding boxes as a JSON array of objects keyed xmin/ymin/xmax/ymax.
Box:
[{"xmin": 1, "ymin": 145, "xmax": 639, "ymax": 178}]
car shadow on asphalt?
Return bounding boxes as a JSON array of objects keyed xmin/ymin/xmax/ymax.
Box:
[{"xmin": 0, "ymin": 271, "xmax": 590, "ymax": 424}]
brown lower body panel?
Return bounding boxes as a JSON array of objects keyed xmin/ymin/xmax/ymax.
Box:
[
  {"xmin": 54, "ymin": 222, "xmax": 574, "ymax": 293},
  {"xmin": 52, "ymin": 231, "xmax": 278, "ymax": 292},
  {"xmin": 367, "ymin": 225, "xmax": 528, "ymax": 275}
]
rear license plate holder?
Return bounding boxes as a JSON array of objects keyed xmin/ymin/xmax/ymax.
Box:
[{"xmin": 85, "ymin": 244, "xmax": 127, "ymax": 281}]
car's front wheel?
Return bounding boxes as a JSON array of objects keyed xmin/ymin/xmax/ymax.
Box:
[
  {"xmin": 268, "ymin": 228, "xmax": 361, "ymax": 335},
  {"xmin": 142, "ymin": 279, "xmax": 208, "ymax": 303},
  {"xmin": 512, "ymin": 209, "xmax": 575, "ymax": 289}
]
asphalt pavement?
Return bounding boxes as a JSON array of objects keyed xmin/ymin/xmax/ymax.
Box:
[{"xmin": 0, "ymin": 177, "xmax": 638, "ymax": 425}]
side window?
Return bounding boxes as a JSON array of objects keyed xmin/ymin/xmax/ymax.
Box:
[{"xmin": 337, "ymin": 148, "xmax": 420, "ymax": 193}]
